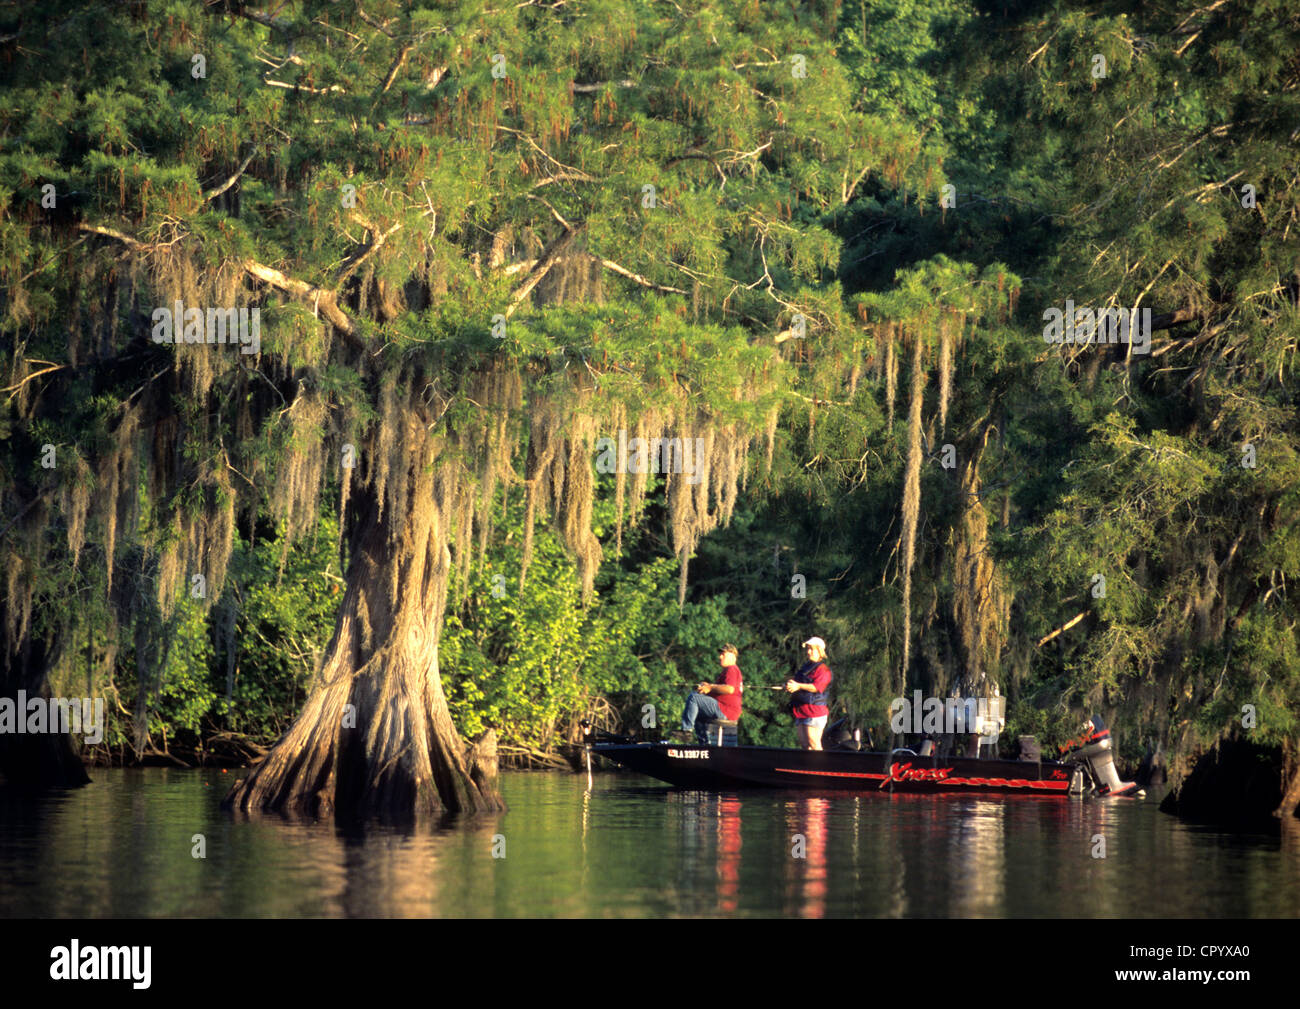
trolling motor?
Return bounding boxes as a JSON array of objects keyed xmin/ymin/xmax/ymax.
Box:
[
  {"xmin": 824, "ymin": 718, "xmax": 870, "ymax": 751},
  {"xmin": 579, "ymin": 719, "xmax": 633, "ymax": 744},
  {"xmin": 1059, "ymin": 714, "xmax": 1142, "ymax": 797}
]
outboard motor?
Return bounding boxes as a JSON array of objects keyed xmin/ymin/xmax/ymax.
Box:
[{"xmin": 1062, "ymin": 715, "xmax": 1140, "ymax": 796}]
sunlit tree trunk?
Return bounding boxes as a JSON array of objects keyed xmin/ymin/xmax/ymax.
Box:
[{"xmin": 225, "ymin": 411, "xmax": 502, "ymax": 820}]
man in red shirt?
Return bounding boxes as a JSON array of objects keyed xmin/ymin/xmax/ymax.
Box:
[
  {"xmin": 680, "ymin": 645, "xmax": 744, "ymax": 744},
  {"xmin": 786, "ymin": 636, "xmax": 833, "ymax": 750}
]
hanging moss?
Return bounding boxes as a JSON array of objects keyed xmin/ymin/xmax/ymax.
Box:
[
  {"xmin": 898, "ymin": 329, "xmax": 926, "ymax": 698},
  {"xmin": 937, "ymin": 314, "xmax": 954, "ymax": 436},
  {"xmin": 884, "ymin": 323, "xmax": 897, "ymax": 428}
]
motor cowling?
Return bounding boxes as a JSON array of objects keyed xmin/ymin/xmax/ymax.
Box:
[{"xmin": 1073, "ymin": 735, "xmax": 1138, "ymax": 796}]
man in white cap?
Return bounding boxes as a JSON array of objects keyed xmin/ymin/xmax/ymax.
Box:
[{"xmin": 785, "ymin": 637, "xmax": 833, "ymax": 750}]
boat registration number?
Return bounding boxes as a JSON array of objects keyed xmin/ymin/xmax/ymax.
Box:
[{"xmin": 666, "ymin": 748, "xmax": 709, "ymax": 760}]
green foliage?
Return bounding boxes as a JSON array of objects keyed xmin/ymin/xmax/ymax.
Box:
[
  {"xmin": 218, "ymin": 514, "xmax": 343, "ymax": 742},
  {"xmin": 152, "ymin": 598, "xmax": 217, "ymax": 737},
  {"xmin": 438, "ymin": 486, "xmax": 791, "ymax": 749}
]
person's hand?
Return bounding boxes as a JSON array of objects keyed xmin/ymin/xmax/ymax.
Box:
[
  {"xmin": 697, "ymin": 682, "xmax": 710, "ymax": 694},
  {"xmin": 784, "ymin": 680, "xmax": 799, "ymax": 693}
]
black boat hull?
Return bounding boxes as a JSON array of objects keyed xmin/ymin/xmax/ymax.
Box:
[{"xmin": 592, "ymin": 742, "xmax": 1091, "ymax": 794}]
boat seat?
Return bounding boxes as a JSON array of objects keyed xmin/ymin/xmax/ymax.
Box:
[{"xmin": 706, "ymin": 718, "xmax": 739, "ymax": 747}]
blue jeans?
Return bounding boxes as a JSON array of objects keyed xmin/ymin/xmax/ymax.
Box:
[{"xmin": 681, "ymin": 692, "xmax": 724, "ymax": 744}]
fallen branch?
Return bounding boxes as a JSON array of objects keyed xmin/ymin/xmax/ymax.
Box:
[
  {"xmin": 140, "ymin": 746, "xmax": 193, "ymax": 769},
  {"xmin": 498, "ymin": 743, "xmax": 575, "ymax": 770}
]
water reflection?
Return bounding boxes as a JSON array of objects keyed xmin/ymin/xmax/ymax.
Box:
[
  {"xmin": 716, "ymin": 796, "xmax": 742, "ymax": 914},
  {"xmin": 1, "ymin": 770, "xmax": 1296, "ymax": 917},
  {"xmin": 946, "ymin": 799, "xmax": 1005, "ymax": 918},
  {"xmin": 784, "ymin": 797, "xmax": 829, "ymax": 918}
]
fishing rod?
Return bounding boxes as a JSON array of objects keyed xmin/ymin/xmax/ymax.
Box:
[{"xmin": 673, "ymin": 682, "xmax": 794, "ymax": 691}]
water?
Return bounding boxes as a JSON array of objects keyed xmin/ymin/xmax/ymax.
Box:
[{"xmin": 1, "ymin": 768, "xmax": 1296, "ymax": 917}]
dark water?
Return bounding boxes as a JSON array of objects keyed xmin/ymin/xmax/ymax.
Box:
[{"xmin": 1, "ymin": 768, "xmax": 1296, "ymax": 917}]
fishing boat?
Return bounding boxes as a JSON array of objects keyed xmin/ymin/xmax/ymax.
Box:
[{"xmin": 584, "ymin": 721, "xmax": 1141, "ymax": 797}]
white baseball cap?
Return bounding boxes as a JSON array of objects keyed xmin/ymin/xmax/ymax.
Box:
[{"xmin": 802, "ymin": 636, "xmax": 826, "ymax": 650}]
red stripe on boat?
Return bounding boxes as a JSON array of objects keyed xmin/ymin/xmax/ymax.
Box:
[
  {"xmin": 937, "ymin": 777, "xmax": 1070, "ymax": 790},
  {"xmin": 772, "ymin": 767, "xmax": 1072, "ymax": 790}
]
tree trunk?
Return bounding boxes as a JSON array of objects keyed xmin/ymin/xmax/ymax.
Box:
[
  {"xmin": 0, "ymin": 608, "xmax": 91, "ymax": 788},
  {"xmin": 224, "ymin": 414, "xmax": 504, "ymax": 821},
  {"xmin": 1277, "ymin": 740, "xmax": 1300, "ymax": 822}
]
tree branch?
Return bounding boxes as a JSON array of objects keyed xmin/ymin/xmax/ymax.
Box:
[
  {"xmin": 505, "ymin": 225, "xmax": 583, "ymax": 317},
  {"xmin": 242, "ymin": 259, "xmax": 362, "ymax": 348},
  {"xmin": 332, "ymin": 216, "xmax": 403, "ymax": 285},
  {"xmin": 1036, "ymin": 611, "xmax": 1088, "ymax": 647},
  {"xmin": 498, "ymin": 250, "xmax": 687, "ymax": 295},
  {"xmin": 592, "ymin": 255, "xmax": 687, "ymax": 294},
  {"xmin": 571, "ymin": 79, "xmax": 637, "ymax": 93},
  {"xmin": 665, "ymin": 151, "xmax": 727, "ymax": 186},
  {"xmin": 263, "ymin": 78, "xmax": 346, "ymax": 94},
  {"xmin": 77, "ymin": 224, "xmax": 364, "ymax": 347},
  {"xmin": 1, "ymin": 362, "xmax": 66, "ymax": 400},
  {"xmin": 1149, "ymin": 306, "xmax": 1205, "ymax": 331},
  {"xmin": 201, "ymin": 148, "xmax": 258, "ymax": 203},
  {"xmin": 229, "ymin": 7, "xmax": 294, "ymax": 33},
  {"xmin": 374, "ymin": 42, "xmax": 413, "ymax": 101},
  {"xmin": 842, "ymin": 163, "xmax": 871, "ymax": 204},
  {"xmin": 530, "ymin": 170, "xmax": 601, "ymax": 189},
  {"xmin": 356, "ymin": 6, "xmax": 397, "ymax": 38},
  {"xmin": 77, "ymin": 223, "xmax": 145, "ymax": 249}
]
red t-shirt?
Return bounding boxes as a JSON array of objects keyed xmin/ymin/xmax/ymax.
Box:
[
  {"xmin": 717, "ymin": 665, "xmax": 743, "ymax": 721},
  {"xmin": 792, "ymin": 662, "xmax": 832, "ymax": 719}
]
